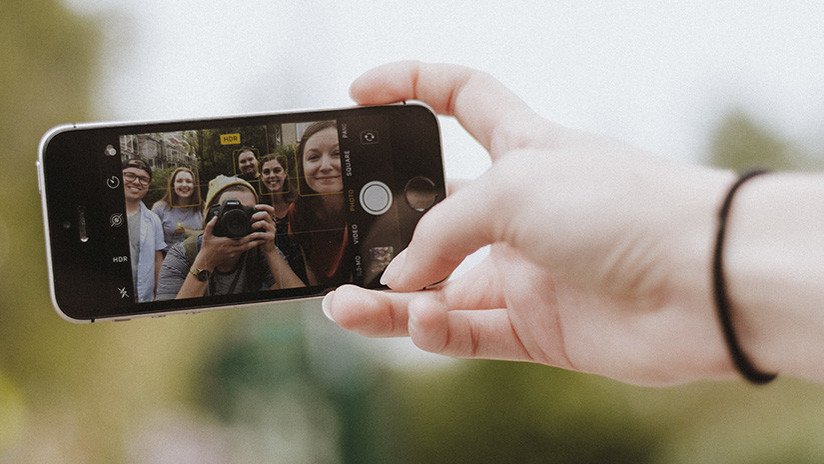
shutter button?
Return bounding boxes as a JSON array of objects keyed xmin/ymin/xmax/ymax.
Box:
[{"xmin": 359, "ymin": 181, "xmax": 393, "ymax": 215}]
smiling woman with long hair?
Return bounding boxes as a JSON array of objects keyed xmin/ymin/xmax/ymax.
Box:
[
  {"xmin": 152, "ymin": 166, "xmax": 203, "ymax": 251},
  {"xmin": 259, "ymin": 152, "xmax": 307, "ymax": 284},
  {"xmin": 287, "ymin": 120, "xmax": 352, "ymax": 286},
  {"xmin": 260, "ymin": 153, "xmax": 295, "ymax": 215}
]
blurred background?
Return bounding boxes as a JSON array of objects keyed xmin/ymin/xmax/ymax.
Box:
[{"xmin": 4, "ymin": 1, "xmax": 824, "ymax": 462}]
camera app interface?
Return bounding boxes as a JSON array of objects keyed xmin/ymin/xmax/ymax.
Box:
[{"xmin": 114, "ymin": 117, "xmax": 399, "ymax": 304}]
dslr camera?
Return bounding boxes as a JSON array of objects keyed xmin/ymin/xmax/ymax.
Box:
[{"xmin": 207, "ymin": 200, "xmax": 256, "ymax": 238}]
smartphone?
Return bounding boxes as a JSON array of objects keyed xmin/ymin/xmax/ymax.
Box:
[{"xmin": 38, "ymin": 104, "xmax": 444, "ymax": 322}]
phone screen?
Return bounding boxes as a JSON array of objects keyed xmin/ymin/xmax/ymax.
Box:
[{"xmin": 40, "ymin": 105, "xmax": 443, "ymax": 321}]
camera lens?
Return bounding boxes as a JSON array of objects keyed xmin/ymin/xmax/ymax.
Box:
[{"xmin": 222, "ymin": 209, "xmax": 250, "ymax": 238}]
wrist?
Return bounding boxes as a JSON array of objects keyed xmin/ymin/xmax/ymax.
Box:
[
  {"xmin": 189, "ymin": 265, "xmax": 210, "ymax": 282},
  {"xmin": 713, "ymin": 170, "xmax": 777, "ymax": 384},
  {"xmin": 192, "ymin": 253, "xmax": 215, "ymax": 273},
  {"xmin": 590, "ymin": 165, "xmax": 739, "ymax": 384},
  {"xmin": 651, "ymin": 166, "xmax": 740, "ymax": 382},
  {"xmin": 723, "ymin": 172, "xmax": 824, "ymax": 382}
]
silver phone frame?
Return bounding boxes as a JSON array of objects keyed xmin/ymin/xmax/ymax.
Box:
[{"xmin": 38, "ymin": 102, "xmax": 442, "ymax": 323}]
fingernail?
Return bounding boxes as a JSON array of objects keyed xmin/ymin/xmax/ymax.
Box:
[
  {"xmin": 321, "ymin": 291, "xmax": 335, "ymax": 321},
  {"xmin": 380, "ymin": 249, "xmax": 407, "ymax": 286}
]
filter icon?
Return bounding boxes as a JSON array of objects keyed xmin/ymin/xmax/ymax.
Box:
[{"xmin": 110, "ymin": 213, "xmax": 124, "ymax": 228}]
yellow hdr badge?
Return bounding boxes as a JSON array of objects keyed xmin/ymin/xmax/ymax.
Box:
[{"xmin": 220, "ymin": 133, "xmax": 241, "ymax": 145}]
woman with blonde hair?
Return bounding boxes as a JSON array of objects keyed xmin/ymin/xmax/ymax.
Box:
[{"xmin": 152, "ymin": 166, "xmax": 203, "ymax": 251}]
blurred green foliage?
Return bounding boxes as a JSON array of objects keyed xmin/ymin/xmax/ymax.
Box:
[
  {"xmin": 362, "ymin": 362, "xmax": 824, "ymax": 464},
  {"xmin": 4, "ymin": 1, "xmax": 824, "ymax": 463},
  {"xmin": 0, "ymin": 0, "xmax": 98, "ymax": 408},
  {"xmin": 707, "ymin": 110, "xmax": 819, "ymax": 171},
  {"xmin": 0, "ymin": 2, "xmax": 244, "ymax": 462},
  {"xmin": 371, "ymin": 362, "xmax": 659, "ymax": 463}
]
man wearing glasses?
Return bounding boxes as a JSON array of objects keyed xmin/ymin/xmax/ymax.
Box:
[{"xmin": 123, "ymin": 158, "xmax": 166, "ymax": 302}]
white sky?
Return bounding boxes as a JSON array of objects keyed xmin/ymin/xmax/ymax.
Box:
[
  {"xmin": 67, "ymin": 0, "xmax": 824, "ymax": 178},
  {"xmin": 64, "ymin": 0, "xmax": 824, "ymax": 365}
]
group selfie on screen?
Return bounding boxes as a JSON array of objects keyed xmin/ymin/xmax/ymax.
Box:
[{"xmin": 120, "ymin": 120, "xmax": 352, "ymax": 303}]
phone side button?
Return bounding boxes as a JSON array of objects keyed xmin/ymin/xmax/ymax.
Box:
[
  {"xmin": 36, "ymin": 161, "xmax": 44, "ymax": 194},
  {"xmin": 114, "ymin": 318, "xmax": 131, "ymax": 322}
]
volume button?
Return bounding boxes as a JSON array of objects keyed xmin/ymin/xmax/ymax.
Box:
[{"xmin": 36, "ymin": 161, "xmax": 44, "ymax": 194}]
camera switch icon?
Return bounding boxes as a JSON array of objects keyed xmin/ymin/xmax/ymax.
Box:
[{"xmin": 360, "ymin": 130, "xmax": 379, "ymax": 145}]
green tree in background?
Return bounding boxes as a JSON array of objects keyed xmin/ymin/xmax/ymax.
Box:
[
  {"xmin": 0, "ymin": 0, "xmax": 98, "ymax": 423},
  {"xmin": 371, "ymin": 361, "xmax": 660, "ymax": 464},
  {"xmin": 0, "ymin": 0, "xmax": 101, "ymax": 459},
  {"xmin": 0, "ymin": 3, "xmax": 241, "ymax": 462},
  {"xmin": 706, "ymin": 111, "xmax": 807, "ymax": 171}
]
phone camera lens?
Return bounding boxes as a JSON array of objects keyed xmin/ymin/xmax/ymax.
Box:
[{"xmin": 404, "ymin": 176, "xmax": 438, "ymax": 211}]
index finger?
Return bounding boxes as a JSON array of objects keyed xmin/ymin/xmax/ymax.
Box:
[
  {"xmin": 349, "ymin": 61, "xmax": 539, "ymax": 158},
  {"xmin": 254, "ymin": 203, "xmax": 275, "ymax": 215},
  {"xmin": 202, "ymin": 216, "xmax": 217, "ymax": 237}
]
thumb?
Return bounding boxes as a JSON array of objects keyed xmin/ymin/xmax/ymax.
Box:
[{"xmin": 380, "ymin": 173, "xmax": 503, "ymax": 291}]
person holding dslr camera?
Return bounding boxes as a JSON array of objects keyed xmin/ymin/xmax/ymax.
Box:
[{"xmin": 156, "ymin": 175, "xmax": 304, "ymax": 300}]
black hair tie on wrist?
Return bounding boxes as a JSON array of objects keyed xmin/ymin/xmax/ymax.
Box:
[{"xmin": 713, "ymin": 169, "xmax": 777, "ymax": 385}]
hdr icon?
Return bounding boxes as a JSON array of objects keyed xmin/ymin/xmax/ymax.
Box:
[{"xmin": 112, "ymin": 255, "xmax": 129, "ymax": 263}]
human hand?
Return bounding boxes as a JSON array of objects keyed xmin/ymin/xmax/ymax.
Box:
[
  {"xmin": 196, "ymin": 214, "xmax": 271, "ymax": 271},
  {"xmin": 323, "ymin": 61, "xmax": 739, "ymax": 385},
  {"xmin": 249, "ymin": 204, "xmax": 279, "ymax": 255}
]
